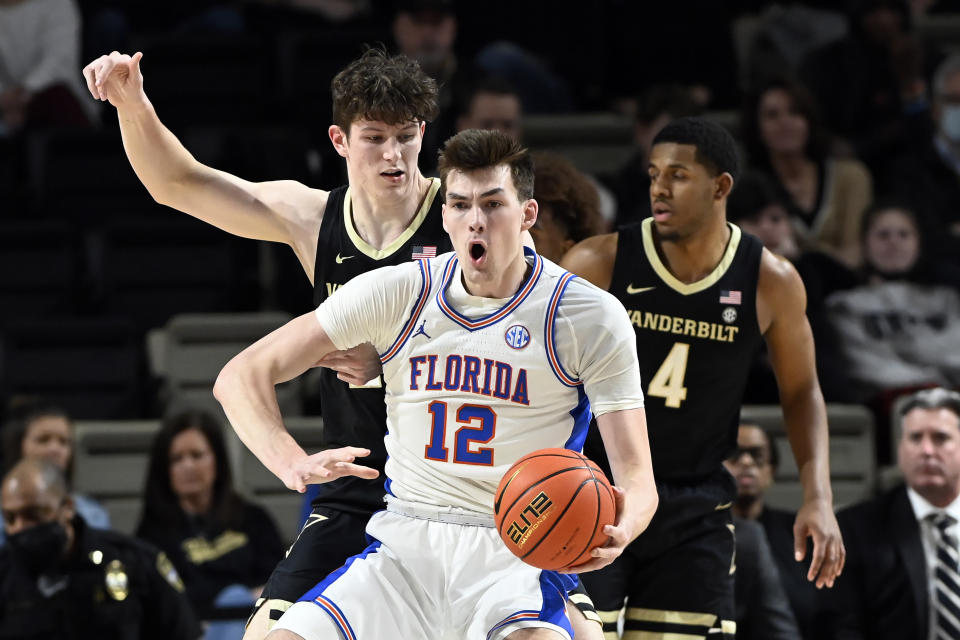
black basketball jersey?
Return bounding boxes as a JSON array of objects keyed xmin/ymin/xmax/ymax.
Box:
[
  {"xmin": 586, "ymin": 218, "xmax": 764, "ymax": 483},
  {"xmin": 311, "ymin": 178, "xmax": 451, "ymax": 514}
]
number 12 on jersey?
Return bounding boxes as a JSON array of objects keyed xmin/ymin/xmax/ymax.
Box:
[
  {"xmin": 647, "ymin": 342, "xmax": 690, "ymax": 408},
  {"xmin": 424, "ymin": 401, "xmax": 497, "ymax": 465}
]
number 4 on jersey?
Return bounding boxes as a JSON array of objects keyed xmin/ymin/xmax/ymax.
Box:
[{"xmin": 648, "ymin": 342, "xmax": 689, "ymax": 408}]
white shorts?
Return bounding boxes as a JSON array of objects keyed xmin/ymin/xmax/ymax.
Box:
[{"xmin": 273, "ymin": 497, "xmax": 575, "ymax": 640}]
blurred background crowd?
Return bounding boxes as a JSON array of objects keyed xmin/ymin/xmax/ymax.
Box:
[{"xmin": 3, "ymin": 0, "xmax": 960, "ymax": 638}]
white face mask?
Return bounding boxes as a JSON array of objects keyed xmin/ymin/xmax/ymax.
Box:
[{"xmin": 941, "ymin": 104, "xmax": 960, "ymax": 143}]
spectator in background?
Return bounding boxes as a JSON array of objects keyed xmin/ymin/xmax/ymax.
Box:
[
  {"xmin": 393, "ymin": 0, "xmax": 570, "ymax": 172},
  {"xmin": 455, "ymin": 76, "xmax": 522, "ymax": 140},
  {"xmin": 733, "ymin": 515, "xmax": 801, "ymax": 640},
  {"xmin": 799, "ymin": 0, "xmax": 937, "ymax": 179},
  {"xmin": 1, "ymin": 401, "xmax": 111, "ymax": 545},
  {"xmin": 0, "ymin": 458, "xmax": 201, "ymax": 639},
  {"xmin": 742, "ymin": 78, "xmax": 873, "ymax": 267},
  {"xmin": 0, "ymin": 0, "xmax": 97, "ymax": 133},
  {"xmin": 888, "ymin": 52, "xmax": 960, "ymax": 270},
  {"xmin": 136, "ymin": 411, "xmax": 283, "ymax": 628},
  {"xmin": 725, "ymin": 423, "xmax": 821, "ymax": 640},
  {"xmin": 727, "ymin": 171, "xmax": 858, "ymax": 403},
  {"xmin": 825, "ymin": 201, "xmax": 960, "ymax": 405},
  {"xmin": 609, "ymin": 85, "xmax": 702, "ymax": 226},
  {"xmin": 530, "ymin": 151, "xmax": 604, "ymax": 263},
  {"xmin": 392, "ymin": 0, "xmax": 460, "ymax": 171},
  {"xmin": 825, "ymin": 387, "xmax": 960, "ymax": 639}
]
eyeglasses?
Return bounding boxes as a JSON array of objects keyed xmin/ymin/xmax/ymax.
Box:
[{"xmin": 726, "ymin": 446, "xmax": 769, "ymax": 465}]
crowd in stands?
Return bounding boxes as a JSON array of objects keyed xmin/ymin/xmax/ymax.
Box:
[{"xmin": 3, "ymin": 0, "xmax": 960, "ymax": 637}]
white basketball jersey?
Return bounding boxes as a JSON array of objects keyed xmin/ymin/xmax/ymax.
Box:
[
  {"xmin": 377, "ymin": 251, "xmax": 591, "ymax": 513},
  {"xmin": 315, "ymin": 248, "xmax": 644, "ymax": 515}
]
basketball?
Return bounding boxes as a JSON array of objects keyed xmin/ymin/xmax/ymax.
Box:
[{"xmin": 494, "ymin": 448, "xmax": 616, "ymax": 571}]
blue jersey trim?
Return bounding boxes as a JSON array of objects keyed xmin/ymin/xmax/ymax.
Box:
[
  {"xmin": 437, "ymin": 247, "xmax": 544, "ymax": 332},
  {"xmin": 563, "ymin": 386, "xmax": 591, "ymax": 452},
  {"xmin": 380, "ymin": 259, "xmax": 432, "ymax": 364},
  {"xmin": 544, "ymin": 272, "xmax": 581, "ymax": 387}
]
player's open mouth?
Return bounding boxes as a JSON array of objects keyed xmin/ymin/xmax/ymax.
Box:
[
  {"xmin": 381, "ymin": 169, "xmax": 404, "ymax": 182},
  {"xmin": 469, "ymin": 241, "xmax": 487, "ymax": 263},
  {"xmin": 652, "ymin": 202, "xmax": 672, "ymax": 219}
]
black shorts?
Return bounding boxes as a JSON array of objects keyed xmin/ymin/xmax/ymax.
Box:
[
  {"xmin": 251, "ymin": 505, "xmax": 602, "ymax": 628},
  {"xmin": 252, "ymin": 506, "xmax": 372, "ymax": 625},
  {"xmin": 580, "ymin": 470, "xmax": 737, "ymax": 639}
]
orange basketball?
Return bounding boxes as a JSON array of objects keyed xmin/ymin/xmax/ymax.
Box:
[{"xmin": 493, "ymin": 448, "xmax": 615, "ymax": 571}]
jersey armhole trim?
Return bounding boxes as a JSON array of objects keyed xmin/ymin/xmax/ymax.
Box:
[
  {"xmin": 545, "ymin": 272, "xmax": 583, "ymax": 387},
  {"xmin": 380, "ymin": 259, "xmax": 432, "ymax": 364}
]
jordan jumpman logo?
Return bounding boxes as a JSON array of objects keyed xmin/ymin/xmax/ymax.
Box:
[{"xmin": 412, "ymin": 321, "xmax": 431, "ymax": 340}]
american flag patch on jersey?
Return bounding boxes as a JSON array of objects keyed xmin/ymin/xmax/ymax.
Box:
[
  {"xmin": 412, "ymin": 245, "xmax": 436, "ymax": 259},
  {"xmin": 719, "ymin": 290, "xmax": 742, "ymax": 305}
]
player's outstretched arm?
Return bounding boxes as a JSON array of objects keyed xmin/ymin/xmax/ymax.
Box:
[
  {"xmin": 567, "ymin": 408, "xmax": 658, "ymax": 573},
  {"xmin": 559, "ymin": 233, "xmax": 617, "ymax": 290},
  {"xmin": 758, "ymin": 249, "xmax": 845, "ymax": 589},
  {"xmin": 213, "ymin": 312, "xmax": 378, "ymax": 493},
  {"xmin": 82, "ymin": 52, "xmax": 325, "ymax": 277}
]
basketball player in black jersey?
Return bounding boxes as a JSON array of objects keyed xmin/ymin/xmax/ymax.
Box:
[
  {"xmin": 83, "ymin": 48, "xmax": 603, "ymax": 640},
  {"xmin": 562, "ymin": 117, "xmax": 845, "ymax": 640}
]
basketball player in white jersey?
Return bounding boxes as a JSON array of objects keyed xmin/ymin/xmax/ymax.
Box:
[{"xmin": 213, "ymin": 129, "xmax": 659, "ymax": 640}]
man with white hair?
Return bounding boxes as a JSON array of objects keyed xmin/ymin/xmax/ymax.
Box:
[{"xmin": 826, "ymin": 387, "xmax": 960, "ymax": 639}]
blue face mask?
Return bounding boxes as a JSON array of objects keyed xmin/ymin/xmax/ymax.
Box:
[{"xmin": 941, "ymin": 104, "xmax": 960, "ymax": 143}]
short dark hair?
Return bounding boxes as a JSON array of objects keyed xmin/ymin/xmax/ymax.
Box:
[
  {"xmin": 652, "ymin": 116, "xmax": 741, "ymax": 181},
  {"xmin": 331, "ymin": 48, "xmax": 439, "ymax": 133},
  {"xmin": 2, "ymin": 399, "xmax": 73, "ymax": 480},
  {"xmin": 458, "ymin": 75, "xmax": 519, "ymax": 118},
  {"xmin": 899, "ymin": 387, "xmax": 960, "ymax": 423},
  {"xmin": 741, "ymin": 77, "xmax": 829, "ymax": 168},
  {"xmin": 532, "ymin": 151, "xmax": 603, "ymax": 244},
  {"xmin": 438, "ymin": 129, "xmax": 535, "ymax": 201},
  {"xmin": 740, "ymin": 422, "xmax": 780, "ymax": 469},
  {"xmin": 138, "ymin": 410, "xmax": 244, "ymax": 535},
  {"xmin": 727, "ymin": 171, "xmax": 781, "ymax": 224},
  {"xmin": 860, "ymin": 198, "xmax": 920, "ymax": 242}
]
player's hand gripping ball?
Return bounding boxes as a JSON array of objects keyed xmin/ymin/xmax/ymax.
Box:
[{"xmin": 494, "ymin": 448, "xmax": 615, "ymax": 571}]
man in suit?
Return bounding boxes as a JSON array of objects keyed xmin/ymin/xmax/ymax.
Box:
[
  {"xmin": 826, "ymin": 387, "xmax": 960, "ymax": 639},
  {"xmin": 733, "ymin": 516, "xmax": 800, "ymax": 640},
  {"xmin": 726, "ymin": 423, "xmax": 818, "ymax": 639}
]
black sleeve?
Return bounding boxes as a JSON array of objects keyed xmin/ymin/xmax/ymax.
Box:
[
  {"xmin": 735, "ymin": 518, "xmax": 801, "ymax": 640},
  {"xmin": 138, "ymin": 547, "xmax": 203, "ymax": 640}
]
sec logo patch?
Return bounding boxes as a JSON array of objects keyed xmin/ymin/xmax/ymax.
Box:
[{"xmin": 505, "ymin": 324, "xmax": 530, "ymax": 349}]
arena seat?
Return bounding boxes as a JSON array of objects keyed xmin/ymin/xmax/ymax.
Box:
[
  {"xmin": 157, "ymin": 312, "xmax": 302, "ymax": 419},
  {"xmin": 28, "ymin": 129, "xmax": 148, "ymax": 220},
  {"xmin": 72, "ymin": 420, "xmax": 161, "ymax": 535},
  {"xmin": 92, "ymin": 219, "xmax": 244, "ymax": 331},
  {"xmin": 0, "ymin": 317, "xmax": 143, "ymax": 419},
  {"xmin": 521, "ymin": 113, "xmax": 635, "ymax": 176},
  {"xmin": 0, "ymin": 219, "xmax": 79, "ymax": 317},
  {"xmin": 73, "ymin": 415, "xmax": 323, "ymax": 543},
  {"xmin": 234, "ymin": 416, "xmax": 326, "ymax": 545},
  {"xmin": 740, "ymin": 403, "xmax": 876, "ymax": 511}
]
